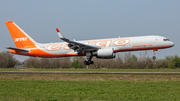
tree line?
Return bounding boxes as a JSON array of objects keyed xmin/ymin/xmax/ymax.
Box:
[
  {"xmin": 0, "ymin": 51, "xmax": 19, "ymax": 68},
  {"xmin": 0, "ymin": 51, "xmax": 180, "ymax": 69}
]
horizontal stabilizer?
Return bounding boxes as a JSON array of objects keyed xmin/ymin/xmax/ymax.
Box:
[{"xmin": 6, "ymin": 47, "xmax": 29, "ymax": 52}]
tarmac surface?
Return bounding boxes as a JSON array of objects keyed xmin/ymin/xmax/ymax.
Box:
[{"xmin": 0, "ymin": 72, "xmax": 180, "ymax": 75}]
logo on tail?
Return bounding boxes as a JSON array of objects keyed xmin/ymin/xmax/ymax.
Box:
[{"xmin": 14, "ymin": 37, "xmax": 28, "ymax": 42}]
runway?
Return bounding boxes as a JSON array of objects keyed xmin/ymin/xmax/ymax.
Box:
[{"xmin": 0, "ymin": 72, "xmax": 180, "ymax": 75}]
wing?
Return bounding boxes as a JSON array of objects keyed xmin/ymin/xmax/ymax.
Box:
[
  {"xmin": 56, "ymin": 28, "xmax": 100, "ymax": 55},
  {"xmin": 6, "ymin": 47, "xmax": 29, "ymax": 53}
]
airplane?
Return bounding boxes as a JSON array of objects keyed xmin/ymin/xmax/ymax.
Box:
[{"xmin": 5, "ymin": 21, "xmax": 174, "ymax": 65}]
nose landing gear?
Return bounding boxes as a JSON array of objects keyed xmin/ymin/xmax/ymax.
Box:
[
  {"xmin": 153, "ymin": 49, "xmax": 158, "ymax": 60},
  {"xmin": 153, "ymin": 56, "xmax": 156, "ymax": 60}
]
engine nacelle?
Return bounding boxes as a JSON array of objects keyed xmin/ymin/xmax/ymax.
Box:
[{"xmin": 94, "ymin": 48, "xmax": 116, "ymax": 59}]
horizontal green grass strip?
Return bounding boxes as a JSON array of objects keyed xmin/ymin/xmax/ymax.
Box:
[{"xmin": 0, "ymin": 80, "xmax": 180, "ymax": 101}]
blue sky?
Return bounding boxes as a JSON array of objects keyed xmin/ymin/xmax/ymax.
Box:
[{"xmin": 0, "ymin": 0, "xmax": 179, "ymax": 61}]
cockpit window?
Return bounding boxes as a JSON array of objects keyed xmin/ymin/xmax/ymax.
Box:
[{"xmin": 164, "ymin": 39, "xmax": 170, "ymax": 41}]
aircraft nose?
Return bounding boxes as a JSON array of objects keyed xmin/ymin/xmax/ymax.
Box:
[{"xmin": 170, "ymin": 41, "xmax": 175, "ymax": 47}]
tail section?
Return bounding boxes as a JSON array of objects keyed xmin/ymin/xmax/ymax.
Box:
[{"xmin": 5, "ymin": 21, "xmax": 37, "ymax": 48}]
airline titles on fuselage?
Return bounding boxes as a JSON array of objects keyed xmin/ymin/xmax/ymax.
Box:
[{"xmin": 46, "ymin": 39, "xmax": 131, "ymax": 51}]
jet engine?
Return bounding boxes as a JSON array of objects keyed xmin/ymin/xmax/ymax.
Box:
[{"xmin": 94, "ymin": 48, "xmax": 116, "ymax": 59}]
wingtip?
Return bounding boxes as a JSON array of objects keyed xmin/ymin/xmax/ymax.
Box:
[{"xmin": 56, "ymin": 28, "xmax": 60, "ymax": 33}]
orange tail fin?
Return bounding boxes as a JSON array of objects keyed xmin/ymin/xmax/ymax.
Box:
[{"xmin": 5, "ymin": 21, "xmax": 37, "ymax": 48}]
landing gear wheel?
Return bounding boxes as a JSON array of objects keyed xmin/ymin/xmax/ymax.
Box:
[
  {"xmin": 84, "ymin": 61, "xmax": 88, "ymax": 65},
  {"xmin": 84, "ymin": 61, "xmax": 94, "ymax": 65},
  {"xmin": 90, "ymin": 61, "xmax": 94, "ymax": 64},
  {"xmin": 152, "ymin": 56, "xmax": 156, "ymax": 60}
]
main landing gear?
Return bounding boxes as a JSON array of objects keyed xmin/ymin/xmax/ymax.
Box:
[
  {"xmin": 152, "ymin": 49, "xmax": 158, "ymax": 60},
  {"xmin": 84, "ymin": 61, "xmax": 94, "ymax": 65},
  {"xmin": 84, "ymin": 52, "xmax": 94, "ymax": 65}
]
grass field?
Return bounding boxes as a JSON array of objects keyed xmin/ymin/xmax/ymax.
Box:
[
  {"xmin": 1, "ymin": 68, "xmax": 180, "ymax": 73},
  {"xmin": 0, "ymin": 68, "xmax": 21, "ymax": 72},
  {"xmin": 0, "ymin": 79, "xmax": 180, "ymax": 100},
  {"xmin": 0, "ymin": 74, "xmax": 180, "ymax": 100},
  {"xmin": 1, "ymin": 74, "xmax": 180, "ymax": 81}
]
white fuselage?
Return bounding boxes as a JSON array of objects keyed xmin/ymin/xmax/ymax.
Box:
[{"xmin": 32, "ymin": 35, "xmax": 174, "ymax": 57}]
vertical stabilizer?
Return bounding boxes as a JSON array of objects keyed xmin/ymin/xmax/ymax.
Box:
[{"xmin": 5, "ymin": 21, "xmax": 37, "ymax": 48}]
